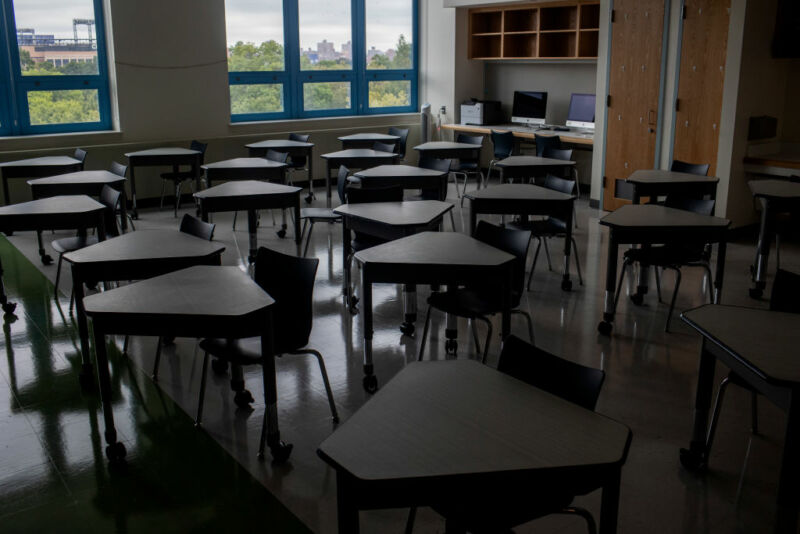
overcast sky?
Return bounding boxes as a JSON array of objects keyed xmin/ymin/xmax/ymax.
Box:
[{"xmin": 13, "ymin": 0, "xmax": 95, "ymax": 37}]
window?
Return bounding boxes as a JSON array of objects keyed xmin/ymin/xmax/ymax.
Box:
[
  {"xmin": 0, "ymin": 0, "xmax": 111, "ymax": 135},
  {"xmin": 225, "ymin": 0, "xmax": 417, "ymax": 122}
]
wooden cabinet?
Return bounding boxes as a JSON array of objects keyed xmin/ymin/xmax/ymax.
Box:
[{"xmin": 468, "ymin": 1, "xmax": 600, "ymax": 60}]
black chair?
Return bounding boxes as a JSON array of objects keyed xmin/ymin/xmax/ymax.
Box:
[
  {"xmin": 286, "ymin": 133, "xmax": 314, "ymax": 203},
  {"xmin": 701, "ymin": 268, "xmax": 800, "ymax": 469},
  {"xmin": 109, "ymin": 161, "xmax": 134, "ymax": 230},
  {"xmin": 388, "ymin": 126, "xmax": 409, "ymax": 159},
  {"xmin": 231, "ymin": 149, "xmax": 290, "ymax": 232},
  {"xmin": 266, "ymin": 149, "xmax": 289, "ymax": 165},
  {"xmin": 299, "ymin": 165, "xmax": 349, "ymax": 257},
  {"xmin": 452, "ymin": 133, "xmax": 485, "ymax": 205},
  {"xmin": 614, "ymin": 195, "xmax": 716, "ymax": 331},
  {"xmin": 407, "ymin": 334, "xmax": 605, "ymax": 534},
  {"xmin": 51, "ymin": 185, "xmax": 121, "ymax": 298},
  {"xmin": 417, "ymin": 221, "xmax": 534, "ymax": 362},
  {"xmin": 373, "ymin": 141, "xmax": 396, "ymax": 154},
  {"xmin": 534, "ymin": 133, "xmax": 561, "ymax": 157},
  {"xmin": 508, "ymin": 174, "xmax": 583, "ymax": 291},
  {"xmin": 543, "ymin": 146, "xmax": 581, "ymax": 202},
  {"xmin": 197, "ymin": 247, "xmax": 339, "ymax": 457},
  {"xmin": 73, "ymin": 148, "xmax": 88, "ymax": 169},
  {"xmin": 485, "ymin": 130, "xmax": 515, "ymax": 186},
  {"xmin": 671, "ymin": 159, "xmax": 710, "ymax": 176},
  {"xmin": 160, "ymin": 140, "xmax": 207, "ymax": 217}
]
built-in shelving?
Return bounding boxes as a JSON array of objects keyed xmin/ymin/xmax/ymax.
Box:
[{"xmin": 468, "ymin": 1, "xmax": 600, "ymax": 60}]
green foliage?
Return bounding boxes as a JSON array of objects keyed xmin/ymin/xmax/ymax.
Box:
[
  {"xmin": 303, "ymin": 82, "xmax": 350, "ymax": 111},
  {"xmin": 230, "ymin": 84, "xmax": 283, "ymax": 114},
  {"xmin": 19, "ymin": 49, "xmax": 34, "ymax": 70},
  {"xmin": 227, "ymin": 40, "xmax": 284, "ymax": 71},
  {"xmin": 28, "ymin": 89, "xmax": 99, "ymax": 125}
]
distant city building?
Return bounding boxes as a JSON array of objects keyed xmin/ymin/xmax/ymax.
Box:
[
  {"xmin": 341, "ymin": 40, "xmax": 352, "ymax": 61},
  {"xmin": 317, "ymin": 39, "xmax": 336, "ymax": 61},
  {"xmin": 367, "ymin": 46, "xmax": 384, "ymax": 64},
  {"xmin": 17, "ymin": 24, "xmax": 97, "ymax": 69}
]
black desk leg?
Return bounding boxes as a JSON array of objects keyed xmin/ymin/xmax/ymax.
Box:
[
  {"xmin": 326, "ymin": 162, "xmax": 332, "ymax": 208},
  {"xmin": 561, "ymin": 203, "xmax": 574, "ymax": 291},
  {"xmin": 305, "ymin": 150, "xmax": 315, "ymax": 204},
  {"xmin": 0, "ymin": 256, "xmax": 17, "ymax": 316},
  {"xmin": 247, "ymin": 209, "xmax": 258, "ymax": 263},
  {"xmin": 401, "ymin": 284, "xmax": 416, "ymax": 336},
  {"xmin": 258, "ymin": 316, "xmax": 292, "ymax": 462},
  {"xmin": 598, "ymin": 237, "xmax": 619, "ymax": 335},
  {"xmin": 120, "ymin": 189, "xmax": 128, "ymax": 232},
  {"xmin": 713, "ymin": 239, "xmax": 726, "ymax": 304},
  {"xmin": 129, "ymin": 164, "xmax": 139, "ymax": 219},
  {"xmin": 751, "ymin": 198, "xmax": 771, "ymax": 299},
  {"xmin": 342, "ymin": 220, "xmax": 355, "ymax": 311},
  {"xmin": 680, "ymin": 340, "xmax": 716, "ymax": 471},
  {"xmin": 36, "ymin": 229, "xmax": 53, "ymax": 265},
  {"xmin": 361, "ymin": 269, "xmax": 377, "ymax": 393},
  {"xmin": 336, "ymin": 473, "xmax": 360, "ymax": 534},
  {"xmin": 775, "ymin": 394, "xmax": 800, "ymax": 533},
  {"xmin": 93, "ymin": 326, "xmax": 126, "ymax": 464},
  {"xmin": 293, "ymin": 198, "xmax": 302, "ymax": 246},
  {"xmin": 71, "ymin": 267, "xmax": 94, "ymax": 388},
  {"xmin": 599, "ymin": 467, "xmax": 622, "ymax": 534}
]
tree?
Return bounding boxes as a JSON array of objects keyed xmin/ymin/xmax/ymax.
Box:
[
  {"xmin": 19, "ymin": 49, "xmax": 34, "ymax": 71},
  {"xmin": 228, "ymin": 40, "xmax": 284, "ymax": 71}
]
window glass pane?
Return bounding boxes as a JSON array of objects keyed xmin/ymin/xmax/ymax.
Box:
[
  {"xmin": 230, "ymin": 84, "xmax": 284, "ymax": 115},
  {"xmin": 303, "ymin": 82, "xmax": 351, "ymax": 111},
  {"xmin": 225, "ymin": 0, "xmax": 284, "ymax": 71},
  {"xmin": 27, "ymin": 89, "xmax": 99, "ymax": 125},
  {"xmin": 366, "ymin": 0, "xmax": 412, "ymax": 70},
  {"xmin": 14, "ymin": 0, "xmax": 99, "ymax": 76},
  {"xmin": 368, "ymin": 80, "xmax": 410, "ymax": 108},
  {"xmin": 298, "ymin": 0, "xmax": 352, "ymax": 71}
]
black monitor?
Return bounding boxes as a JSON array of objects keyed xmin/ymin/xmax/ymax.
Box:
[
  {"xmin": 511, "ymin": 91, "xmax": 547, "ymax": 126},
  {"xmin": 566, "ymin": 93, "xmax": 596, "ymax": 129}
]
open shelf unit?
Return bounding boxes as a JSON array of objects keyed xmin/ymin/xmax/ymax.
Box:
[{"xmin": 468, "ymin": 1, "xmax": 600, "ymax": 60}]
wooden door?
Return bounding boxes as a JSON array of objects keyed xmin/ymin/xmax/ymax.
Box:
[
  {"xmin": 603, "ymin": 0, "xmax": 666, "ymax": 211},
  {"xmin": 672, "ymin": 0, "xmax": 730, "ymax": 177}
]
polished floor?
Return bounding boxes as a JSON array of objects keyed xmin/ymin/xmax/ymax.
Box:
[{"xmin": 1, "ymin": 178, "xmax": 797, "ymax": 533}]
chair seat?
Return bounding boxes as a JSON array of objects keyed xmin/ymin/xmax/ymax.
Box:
[
  {"xmin": 51, "ymin": 235, "xmax": 99, "ymax": 254},
  {"xmin": 199, "ymin": 336, "xmax": 298, "ymax": 363},
  {"xmin": 623, "ymin": 245, "xmax": 706, "ymax": 266},
  {"xmin": 428, "ymin": 287, "xmax": 522, "ymax": 318},
  {"xmin": 301, "ymin": 207, "xmax": 340, "ymax": 220}
]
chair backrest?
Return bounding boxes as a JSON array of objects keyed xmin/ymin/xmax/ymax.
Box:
[
  {"xmin": 474, "ymin": 220, "xmax": 531, "ymax": 298},
  {"xmin": 497, "ymin": 335, "xmax": 605, "ymax": 411},
  {"xmin": 542, "ymin": 173, "xmax": 576, "ymax": 195},
  {"xmin": 455, "ymin": 134, "xmax": 483, "ymax": 165},
  {"xmin": 373, "ymin": 141, "xmax": 396, "ymax": 153},
  {"xmin": 664, "ymin": 195, "xmax": 715, "ymax": 216},
  {"xmin": 254, "ymin": 246, "xmax": 319, "ymax": 350},
  {"xmin": 99, "ymin": 185, "xmax": 122, "ymax": 237},
  {"xmin": 534, "ymin": 134, "xmax": 561, "ymax": 157},
  {"xmin": 289, "ymin": 132, "xmax": 310, "ymax": 143},
  {"xmin": 671, "ymin": 159, "xmax": 710, "ymax": 176},
  {"xmin": 74, "ymin": 148, "xmax": 88, "ymax": 169},
  {"xmin": 770, "ymin": 269, "xmax": 800, "ymax": 314},
  {"xmin": 418, "ymin": 156, "xmax": 452, "ymax": 174},
  {"xmin": 109, "ymin": 161, "xmax": 127, "ymax": 177},
  {"xmin": 388, "ymin": 126, "xmax": 409, "ymax": 158},
  {"xmin": 190, "ymin": 140, "xmax": 208, "ymax": 165},
  {"xmin": 346, "ymin": 185, "xmax": 404, "ymax": 204},
  {"xmin": 543, "ymin": 147, "xmax": 573, "ymax": 162},
  {"xmin": 336, "ymin": 165, "xmax": 350, "ymax": 204},
  {"xmin": 490, "ymin": 130, "xmax": 515, "ymax": 159},
  {"xmin": 179, "ymin": 213, "xmax": 215, "ymax": 240},
  {"xmin": 266, "ymin": 149, "xmax": 289, "ymax": 163},
  {"xmin": 287, "ymin": 133, "xmax": 310, "ymax": 168}
]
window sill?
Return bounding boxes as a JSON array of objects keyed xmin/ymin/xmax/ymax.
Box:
[
  {"xmin": 0, "ymin": 129, "xmax": 124, "ymax": 155},
  {"xmin": 228, "ymin": 112, "xmax": 419, "ymax": 133}
]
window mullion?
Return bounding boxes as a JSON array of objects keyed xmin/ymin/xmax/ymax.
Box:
[
  {"xmin": 351, "ymin": 0, "xmax": 365, "ymax": 115},
  {"xmin": 284, "ymin": 0, "xmax": 299, "ymax": 118}
]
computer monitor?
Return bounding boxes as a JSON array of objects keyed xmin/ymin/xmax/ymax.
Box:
[
  {"xmin": 511, "ymin": 91, "xmax": 547, "ymax": 126},
  {"xmin": 566, "ymin": 93, "xmax": 596, "ymax": 130}
]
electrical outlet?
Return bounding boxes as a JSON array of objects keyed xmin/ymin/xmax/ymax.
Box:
[{"xmin": 439, "ymin": 105, "xmax": 446, "ymax": 115}]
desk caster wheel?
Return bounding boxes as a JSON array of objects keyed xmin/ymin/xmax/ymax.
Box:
[
  {"xmin": 2, "ymin": 301, "xmax": 17, "ymax": 314},
  {"xmin": 679, "ymin": 447, "xmax": 707, "ymax": 472},
  {"xmin": 561, "ymin": 279, "xmax": 572, "ymax": 291},
  {"xmin": 630, "ymin": 293, "xmax": 644, "ymax": 306},
  {"xmin": 105, "ymin": 441, "xmax": 127, "ymax": 463},
  {"xmin": 277, "ymin": 228, "xmax": 287, "ymax": 239},
  {"xmin": 400, "ymin": 322, "xmax": 415, "ymax": 336},
  {"xmin": 305, "ymin": 194, "xmax": 314, "ymax": 204},
  {"xmin": 749, "ymin": 287, "xmax": 763, "ymax": 299},
  {"xmin": 445, "ymin": 339, "xmax": 458, "ymax": 355},
  {"xmin": 266, "ymin": 441, "xmax": 293, "ymax": 463},
  {"xmin": 211, "ymin": 358, "xmax": 228, "ymax": 375},
  {"xmin": 362, "ymin": 374, "xmax": 378, "ymax": 393},
  {"xmin": 41, "ymin": 254, "xmax": 53, "ymax": 266},
  {"xmin": 234, "ymin": 389, "xmax": 255, "ymax": 409},
  {"xmin": 597, "ymin": 321, "xmax": 613, "ymax": 336}
]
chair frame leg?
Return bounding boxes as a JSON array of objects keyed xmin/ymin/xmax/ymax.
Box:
[
  {"xmin": 543, "ymin": 237, "xmax": 553, "ymax": 271},
  {"xmin": 705, "ymin": 375, "xmax": 732, "ymax": 459},
  {"xmin": 511, "ymin": 309, "xmax": 535, "ymax": 344},
  {"xmin": 526, "ymin": 236, "xmax": 542, "ymax": 291},
  {"xmin": 417, "ymin": 304, "xmax": 433, "ymax": 362},
  {"xmin": 571, "ymin": 237, "xmax": 583, "ymax": 285},
  {"xmin": 288, "ymin": 349, "xmax": 340, "ymax": 422},
  {"xmin": 54, "ymin": 253, "xmax": 64, "ymax": 299},
  {"xmin": 302, "ymin": 220, "xmax": 315, "ymax": 257},
  {"xmin": 655, "ymin": 267, "xmax": 663, "ymax": 303},
  {"xmin": 195, "ymin": 350, "xmax": 209, "ymax": 426},
  {"xmin": 476, "ymin": 315, "xmax": 493, "ymax": 364},
  {"xmin": 559, "ymin": 506, "xmax": 597, "ymax": 534},
  {"xmin": 665, "ymin": 266, "xmax": 682, "ymax": 332},
  {"xmin": 470, "ymin": 319, "xmax": 482, "ymax": 356}
]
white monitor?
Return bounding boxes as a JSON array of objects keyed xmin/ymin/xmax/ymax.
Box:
[
  {"xmin": 566, "ymin": 93, "xmax": 596, "ymax": 130},
  {"xmin": 511, "ymin": 91, "xmax": 547, "ymax": 126}
]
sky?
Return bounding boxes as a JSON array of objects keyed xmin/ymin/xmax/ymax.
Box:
[{"xmin": 12, "ymin": 0, "xmax": 95, "ymax": 38}]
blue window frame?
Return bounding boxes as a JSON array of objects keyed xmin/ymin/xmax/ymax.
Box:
[
  {"xmin": 0, "ymin": 0, "xmax": 112, "ymax": 136},
  {"xmin": 227, "ymin": 0, "xmax": 417, "ymax": 122}
]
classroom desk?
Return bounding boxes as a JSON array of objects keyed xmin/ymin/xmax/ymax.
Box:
[
  {"xmin": 354, "ymin": 231, "xmax": 513, "ymax": 392},
  {"xmin": 0, "ymin": 156, "xmax": 84, "ymax": 206},
  {"xmin": 338, "ymin": 133, "xmax": 399, "ymax": 150},
  {"xmin": 465, "ymin": 183, "xmax": 576, "ymax": 290},
  {"xmin": 747, "ymin": 179, "xmax": 800, "ymax": 298},
  {"xmin": 0, "ymin": 195, "xmax": 106, "ymax": 318},
  {"xmin": 245, "ymin": 139, "xmax": 315, "ymax": 202},
  {"xmin": 64, "ymin": 229, "xmax": 225, "ymax": 384},
  {"xmin": 321, "ymin": 149, "xmax": 400, "ymax": 207},
  {"xmin": 597, "ymin": 204, "xmax": 730, "ymax": 336},
  {"xmin": 351, "ymin": 164, "xmax": 449, "ymax": 201},
  {"xmin": 626, "ymin": 169, "xmax": 719, "ymax": 205},
  {"xmin": 82, "ymin": 266, "xmax": 289, "ymax": 464},
  {"xmin": 124, "ymin": 147, "xmax": 202, "ymax": 219},
  {"xmin": 28, "ymin": 170, "xmax": 129, "ymax": 231},
  {"xmin": 201, "ymin": 157, "xmax": 287, "ymax": 189},
  {"xmin": 194, "ymin": 180, "xmax": 301, "ymax": 262},
  {"xmin": 680, "ymin": 305, "xmax": 800, "ymax": 533},
  {"xmin": 318, "ymin": 359, "xmax": 632, "ymax": 534},
  {"xmin": 743, "ymin": 153, "xmax": 800, "ymax": 179},
  {"xmin": 413, "ymin": 141, "xmax": 482, "ymax": 161},
  {"xmin": 334, "ymin": 200, "xmax": 454, "ymax": 335},
  {"xmin": 442, "ymin": 123, "xmax": 594, "ymax": 147},
  {"xmin": 494, "ymin": 155, "xmax": 576, "ymax": 183}
]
